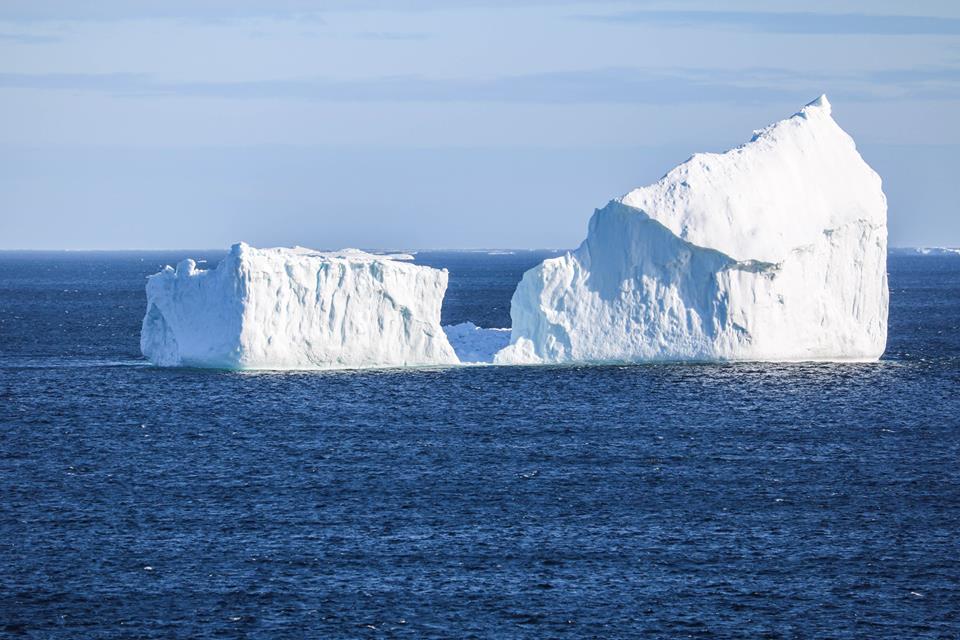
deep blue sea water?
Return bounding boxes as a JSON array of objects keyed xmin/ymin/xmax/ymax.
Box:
[{"xmin": 0, "ymin": 250, "xmax": 958, "ymax": 639}]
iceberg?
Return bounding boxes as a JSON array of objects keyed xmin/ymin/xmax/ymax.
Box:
[
  {"xmin": 495, "ymin": 95, "xmax": 889, "ymax": 364},
  {"xmin": 141, "ymin": 243, "xmax": 458, "ymax": 369}
]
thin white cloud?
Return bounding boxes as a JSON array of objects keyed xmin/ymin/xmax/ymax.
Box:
[
  {"xmin": 578, "ymin": 10, "xmax": 960, "ymax": 36},
  {"xmin": 2, "ymin": 66, "xmax": 958, "ymax": 103}
]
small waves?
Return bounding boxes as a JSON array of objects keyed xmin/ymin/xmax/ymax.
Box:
[{"xmin": 0, "ymin": 356, "xmax": 151, "ymax": 370}]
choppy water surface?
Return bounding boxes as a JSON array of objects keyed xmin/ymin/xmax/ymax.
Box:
[{"xmin": 0, "ymin": 251, "xmax": 958, "ymax": 638}]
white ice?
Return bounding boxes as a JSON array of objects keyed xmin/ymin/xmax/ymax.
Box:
[
  {"xmin": 141, "ymin": 96, "xmax": 888, "ymax": 369},
  {"xmin": 443, "ymin": 322, "xmax": 511, "ymax": 364}
]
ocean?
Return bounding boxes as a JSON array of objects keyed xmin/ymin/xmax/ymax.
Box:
[{"xmin": 0, "ymin": 250, "xmax": 958, "ymax": 638}]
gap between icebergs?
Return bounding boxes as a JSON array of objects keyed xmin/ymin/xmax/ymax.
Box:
[{"xmin": 442, "ymin": 322, "xmax": 511, "ymax": 364}]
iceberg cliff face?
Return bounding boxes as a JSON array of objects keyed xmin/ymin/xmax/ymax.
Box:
[
  {"xmin": 496, "ymin": 96, "xmax": 889, "ymax": 364},
  {"xmin": 141, "ymin": 243, "xmax": 458, "ymax": 369}
]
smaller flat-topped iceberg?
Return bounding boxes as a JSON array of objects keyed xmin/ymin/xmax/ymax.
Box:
[{"xmin": 141, "ymin": 243, "xmax": 458, "ymax": 369}]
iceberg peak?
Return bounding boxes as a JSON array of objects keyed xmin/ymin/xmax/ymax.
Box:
[
  {"xmin": 617, "ymin": 93, "xmax": 880, "ymax": 265},
  {"xmin": 800, "ymin": 93, "xmax": 831, "ymax": 116}
]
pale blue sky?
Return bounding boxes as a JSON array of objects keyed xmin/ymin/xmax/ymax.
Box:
[{"xmin": 1, "ymin": 0, "xmax": 959, "ymax": 249}]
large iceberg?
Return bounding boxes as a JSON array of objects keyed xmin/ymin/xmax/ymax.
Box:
[
  {"xmin": 141, "ymin": 243, "xmax": 458, "ymax": 369},
  {"xmin": 496, "ymin": 95, "xmax": 888, "ymax": 364}
]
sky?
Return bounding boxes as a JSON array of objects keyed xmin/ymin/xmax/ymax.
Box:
[{"xmin": 1, "ymin": 0, "xmax": 959, "ymax": 249}]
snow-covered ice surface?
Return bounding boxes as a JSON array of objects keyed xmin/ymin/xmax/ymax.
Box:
[
  {"xmin": 141, "ymin": 243, "xmax": 458, "ymax": 369},
  {"xmin": 496, "ymin": 95, "xmax": 889, "ymax": 364},
  {"xmin": 443, "ymin": 322, "xmax": 511, "ymax": 363}
]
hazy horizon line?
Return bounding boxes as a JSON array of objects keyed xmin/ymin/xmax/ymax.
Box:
[{"xmin": 0, "ymin": 246, "xmax": 955, "ymax": 253}]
